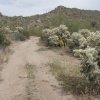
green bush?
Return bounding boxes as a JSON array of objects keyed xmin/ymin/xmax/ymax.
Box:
[
  {"xmin": 58, "ymin": 39, "xmax": 64, "ymax": 47},
  {"xmin": 14, "ymin": 32, "xmax": 26, "ymax": 41},
  {"xmin": 30, "ymin": 27, "xmax": 42, "ymax": 37},
  {"xmin": 22, "ymin": 30, "xmax": 30, "ymax": 39},
  {"xmin": 0, "ymin": 32, "xmax": 11, "ymax": 46},
  {"xmin": 14, "ymin": 27, "xmax": 30, "ymax": 41}
]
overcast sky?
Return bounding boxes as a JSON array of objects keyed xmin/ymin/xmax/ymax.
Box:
[{"xmin": 0, "ymin": 0, "xmax": 100, "ymax": 16}]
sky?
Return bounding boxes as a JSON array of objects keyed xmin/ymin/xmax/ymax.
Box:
[{"xmin": 0, "ymin": 0, "xmax": 100, "ymax": 16}]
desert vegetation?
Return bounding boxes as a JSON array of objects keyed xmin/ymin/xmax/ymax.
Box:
[
  {"xmin": 0, "ymin": 6, "xmax": 100, "ymax": 100},
  {"xmin": 1, "ymin": 6, "xmax": 100, "ymax": 33},
  {"xmin": 41, "ymin": 25, "xmax": 70, "ymax": 47},
  {"xmin": 13, "ymin": 27, "xmax": 30, "ymax": 41},
  {"xmin": 0, "ymin": 30, "xmax": 11, "ymax": 47},
  {"xmin": 0, "ymin": 26, "xmax": 30, "ymax": 48},
  {"xmin": 42, "ymin": 25, "xmax": 100, "ymax": 96}
]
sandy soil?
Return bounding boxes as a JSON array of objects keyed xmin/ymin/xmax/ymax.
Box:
[{"xmin": 0, "ymin": 36, "xmax": 79, "ymax": 100}]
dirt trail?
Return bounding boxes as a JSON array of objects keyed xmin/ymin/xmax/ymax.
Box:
[{"xmin": 0, "ymin": 37, "xmax": 78, "ymax": 100}]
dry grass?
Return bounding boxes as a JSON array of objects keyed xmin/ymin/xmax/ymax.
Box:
[
  {"xmin": 0, "ymin": 47, "xmax": 12, "ymax": 65},
  {"xmin": 0, "ymin": 47, "xmax": 12, "ymax": 82},
  {"xmin": 48, "ymin": 61, "xmax": 100, "ymax": 100},
  {"xmin": 25, "ymin": 63, "xmax": 39, "ymax": 100},
  {"xmin": 0, "ymin": 65, "xmax": 3, "ymax": 82},
  {"xmin": 25, "ymin": 63, "xmax": 35, "ymax": 79},
  {"xmin": 36, "ymin": 47, "xmax": 48, "ymax": 52}
]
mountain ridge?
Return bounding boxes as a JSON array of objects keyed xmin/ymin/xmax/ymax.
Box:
[
  {"xmin": 1, "ymin": 5, "xmax": 100, "ymax": 17},
  {"xmin": 0, "ymin": 6, "xmax": 100, "ymax": 34}
]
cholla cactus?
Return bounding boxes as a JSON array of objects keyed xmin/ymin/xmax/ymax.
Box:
[
  {"xmin": 79, "ymin": 29, "xmax": 91, "ymax": 38},
  {"xmin": 15, "ymin": 27, "xmax": 24, "ymax": 33},
  {"xmin": 42, "ymin": 25, "xmax": 70, "ymax": 47},
  {"xmin": 42, "ymin": 26, "xmax": 100, "ymax": 84},
  {"xmin": 70, "ymin": 30, "xmax": 100, "ymax": 50},
  {"xmin": 68, "ymin": 32, "xmax": 87, "ymax": 49},
  {"xmin": 41, "ymin": 29, "xmax": 52, "ymax": 40},
  {"xmin": 87, "ymin": 31, "xmax": 100, "ymax": 47},
  {"xmin": 59, "ymin": 25, "xmax": 68, "ymax": 31},
  {"xmin": 48, "ymin": 35, "xmax": 59, "ymax": 46},
  {"xmin": 4, "ymin": 26, "xmax": 12, "ymax": 33},
  {"xmin": 71, "ymin": 32, "xmax": 83, "ymax": 44},
  {"xmin": 79, "ymin": 37, "xmax": 87, "ymax": 48},
  {"xmin": 13, "ymin": 26, "xmax": 29, "ymax": 41},
  {"xmin": 55, "ymin": 25, "xmax": 70, "ymax": 38},
  {"xmin": 74, "ymin": 47, "xmax": 100, "ymax": 84}
]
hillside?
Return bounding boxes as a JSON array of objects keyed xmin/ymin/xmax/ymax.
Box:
[{"xmin": 0, "ymin": 6, "xmax": 100, "ymax": 33}]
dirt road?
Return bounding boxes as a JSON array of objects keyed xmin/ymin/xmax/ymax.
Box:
[{"xmin": 0, "ymin": 37, "xmax": 77, "ymax": 100}]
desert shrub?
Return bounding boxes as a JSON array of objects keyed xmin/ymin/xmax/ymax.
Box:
[
  {"xmin": 3, "ymin": 26, "xmax": 12, "ymax": 34},
  {"xmin": 78, "ymin": 29, "xmax": 91, "ymax": 38},
  {"xmin": 30, "ymin": 27, "xmax": 42, "ymax": 37},
  {"xmin": 2, "ymin": 37, "xmax": 11, "ymax": 46},
  {"xmin": 42, "ymin": 25, "xmax": 100, "ymax": 95},
  {"xmin": 49, "ymin": 61, "xmax": 100, "ymax": 96},
  {"xmin": 14, "ymin": 32, "xmax": 26, "ymax": 41},
  {"xmin": 70, "ymin": 30, "xmax": 100, "ymax": 96},
  {"xmin": 55, "ymin": 25, "xmax": 70, "ymax": 36},
  {"xmin": 79, "ymin": 37, "xmax": 87, "ymax": 49},
  {"xmin": 71, "ymin": 32, "xmax": 83, "ymax": 49},
  {"xmin": 73, "ymin": 47, "xmax": 100, "ymax": 95},
  {"xmin": 14, "ymin": 27, "xmax": 30, "ymax": 41},
  {"xmin": 58, "ymin": 39, "xmax": 64, "ymax": 47},
  {"xmin": 67, "ymin": 39, "xmax": 75, "ymax": 50},
  {"xmin": 67, "ymin": 32, "xmax": 87, "ymax": 50},
  {"xmin": 41, "ymin": 25, "xmax": 70, "ymax": 47},
  {"xmin": 0, "ymin": 32, "xmax": 11, "ymax": 47},
  {"xmin": 74, "ymin": 48, "xmax": 100, "ymax": 84},
  {"xmin": 87, "ymin": 31, "xmax": 100, "ymax": 47},
  {"xmin": 67, "ymin": 29, "xmax": 100, "ymax": 50},
  {"xmin": 15, "ymin": 27, "xmax": 24, "ymax": 32},
  {"xmin": 22, "ymin": 30, "xmax": 30, "ymax": 38},
  {"xmin": 48, "ymin": 35, "xmax": 59, "ymax": 46},
  {"xmin": 59, "ymin": 74, "xmax": 100, "ymax": 95},
  {"xmin": 41, "ymin": 29, "xmax": 53, "ymax": 41}
]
